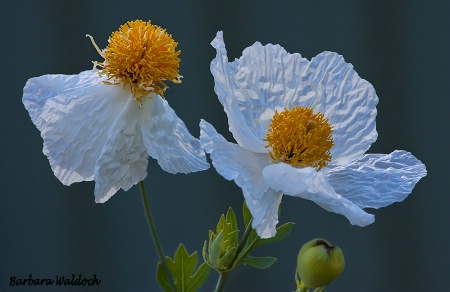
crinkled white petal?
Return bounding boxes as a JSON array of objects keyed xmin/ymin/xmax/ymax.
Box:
[
  {"xmin": 199, "ymin": 120, "xmax": 270, "ymax": 195},
  {"xmin": 211, "ymin": 32, "xmax": 285, "ymax": 153},
  {"xmin": 22, "ymin": 70, "xmax": 128, "ymax": 185},
  {"xmin": 253, "ymin": 189, "xmax": 283, "ymax": 239},
  {"xmin": 263, "ymin": 163, "xmax": 374, "ymax": 226},
  {"xmin": 94, "ymin": 99, "xmax": 149, "ymax": 203},
  {"xmin": 141, "ymin": 94, "xmax": 209, "ymax": 174},
  {"xmin": 324, "ymin": 150, "xmax": 427, "ymax": 209},
  {"xmin": 306, "ymin": 52, "xmax": 378, "ymax": 165},
  {"xmin": 210, "ymin": 32, "xmax": 378, "ymax": 165},
  {"xmin": 262, "ymin": 163, "xmax": 317, "ymax": 195},
  {"xmin": 305, "ymin": 172, "xmax": 375, "ymax": 226},
  {"xmin": 200, "ymin": 119, "xmax": 282, "ymax": 238}
]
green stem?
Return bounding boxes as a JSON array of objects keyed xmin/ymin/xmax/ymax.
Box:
[
  {"xmin": 139, "ymin": 181, "xmax": 176, "ymax": 292},
  {"xmin": 230, "ymin": 218, "xmax": 253, "ymax": 266},
  {"xmin": 214, "ymin": 271, "xmax": 229, "ymax": 292}
]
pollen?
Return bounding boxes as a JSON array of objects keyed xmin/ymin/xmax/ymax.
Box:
[
  {"xmin": 265, "ymin": 106, "xmax": 334, "ymax": 170},
  {"xmin": 88, "ymin": 20, "xmax": 182, "ymax": 104}
]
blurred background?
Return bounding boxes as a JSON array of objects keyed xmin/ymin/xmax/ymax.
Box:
[{"xmin": 1, "ymin": 0, "xmax": 448, "ymax": 291}]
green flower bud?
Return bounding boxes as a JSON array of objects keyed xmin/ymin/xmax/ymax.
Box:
[
  {"xmin": 203, "ymin": 208, "xmax": 239, "ymax": 272},
  {"xmin": 296, "ymin": 238, "xmax": 345, "ymax": 288}
]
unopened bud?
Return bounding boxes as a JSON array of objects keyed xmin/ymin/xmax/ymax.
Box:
[
  {"xmin": 203, "ymin": 208, "xmax": 239, "ymax": 272},
  {"xmin": 296, "ymin": 238, "xmax": 345, "ymax": 288}
]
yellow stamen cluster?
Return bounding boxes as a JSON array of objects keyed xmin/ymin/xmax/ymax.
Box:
[
  {"xmin": 89, "ymin": 20, "xmax": 181, "ymax": 103},
  {"xmin": 265, "ymin": 106, "xmax": 334, "ymax": 170}
]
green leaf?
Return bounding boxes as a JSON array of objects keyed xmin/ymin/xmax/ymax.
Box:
[
  {"xmin": 253, "ymin": 222, "xmax": 295, "ymax": 248},
  {"xmin": 156, "ymin": 263, "xmax": 171, "ymax": 292},
  {"xmin": 189, "ymin": 262, "xmax": 211, "ymax": 291},
  {"xmin": 166, "ymin": 244, "xmax": 211, "ymax": 292},
  {"xmin": 238, "ymin": 222, "xmax": 295, "ymax": 262},
  {"xmin": 243, "ymin": 201, "xmax": 252, "ymax": 227},
  {"xmin": 240, "ymin": 255, "xmax": 277, "ymax": 269}
]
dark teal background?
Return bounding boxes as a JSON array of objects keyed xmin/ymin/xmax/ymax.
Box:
[{"xmin": 1, "ymin": 0, "xmax": 448, "ymax": 291}]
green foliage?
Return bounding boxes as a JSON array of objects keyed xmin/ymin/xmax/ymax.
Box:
[
  {"xmin": 254, "ymin": 222, "xmax": 295, "ymax": 248},
  {"xmin": 203, "ymin": 202, "xmax": 295, "ymax": 275},
  {"xmin": 156, "ymin": 264, "xmax": 171, "ymax": 292},
  {"xmin": 240, "ymin": 255, "xmax": 277, "ymax": 269},
  {"xmin": 157, "ymin": 244, "xmax": 211, "ymax": 292},
  {"xmin": 203, "ymin": 208, "xmax": 240, "ymax": 272},
  {"xmin": 240, "ymin": 202, "xmax": 295, "ymax": 259}
]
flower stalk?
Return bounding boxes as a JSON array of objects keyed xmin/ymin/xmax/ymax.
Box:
[
  {"xmin": 139, "ymin": 180, "xmax": 176, "ymax": 292},
  {"xmin": 213, "ymin": 218, "xmax": 253, "ymax": 292},
  {"xmin": 214, "ymin": 271, "xmax": 229, "ymax": 292}
]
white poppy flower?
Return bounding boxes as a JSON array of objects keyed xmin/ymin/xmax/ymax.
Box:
[
  {"xmin": 23, "ymin": 20, "xmax": 209, "ymax": 203},
  {"xmin": 200, "ymin": 31, "xmax": 426, "ymax": 238}
]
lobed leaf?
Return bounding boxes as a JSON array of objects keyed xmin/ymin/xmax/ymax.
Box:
[
  {"xmin": 156, "ymin": 262, "xmax": 172, "ymax": 292},
  {"xmin": 165, "ymin": 244, "xmax": 211, "ymax": 292}
]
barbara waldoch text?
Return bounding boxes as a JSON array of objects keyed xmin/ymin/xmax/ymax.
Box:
[{"xmin": 10, "ymin": 274, "xmax": 101, "ymax": 286}]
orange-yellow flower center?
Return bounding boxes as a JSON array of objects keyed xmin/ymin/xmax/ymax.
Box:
[
  {"xmin": 88, "ymin": 20, "xmax": 181, "ymax": 104},
  {"xmin": 265, "ymin": 106, "xmax": 334, "ymax": 170}
]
